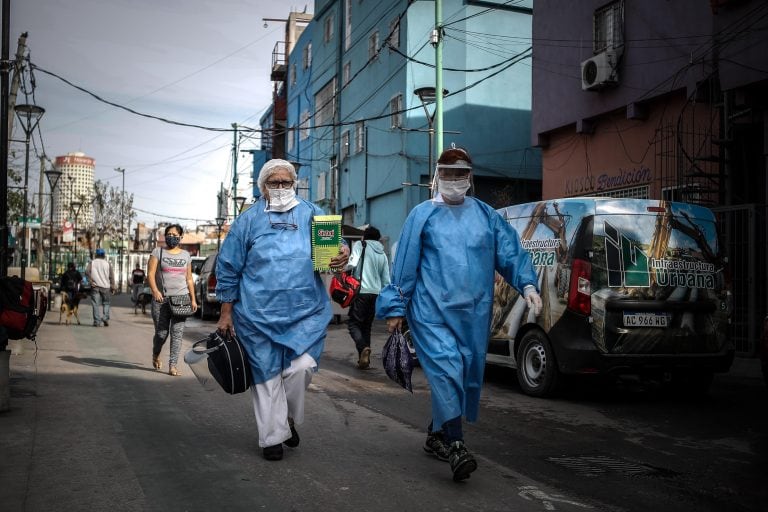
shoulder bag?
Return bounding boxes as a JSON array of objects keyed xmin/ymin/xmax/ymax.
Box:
[
  {"xmin": 159, "ymin": 248, "xmax": 194, "ymax": 318},
  {"xmin": 329, "ymin": 241, "xmax": 366, "ymax": 308}
]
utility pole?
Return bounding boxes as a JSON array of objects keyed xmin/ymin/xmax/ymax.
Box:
[
  {"xmin": 1, "ymin": 0, "xmax": 12, "ymax": 277},
  {"xmin": 434, "ymin": 0, "xmax": 444, "ymax": 157},
  {"xmin": 37, "ymin": 156, "xmax": 45, "ymax": 275},
  {"xmin": 115, "ymin": 167, "xmax": 125, "ymax": 292},
  {"xmin": 231, "ymin": 123, "xmax": 238, "ymax": 218},
  {"xmin": 6, "ymin": 32, "xmax": 26, "ymax": 137}
]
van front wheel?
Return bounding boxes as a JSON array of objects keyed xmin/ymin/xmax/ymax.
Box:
[{"xmin": 517, "ymin": 331, "xmax": 560, "ymax": 397}]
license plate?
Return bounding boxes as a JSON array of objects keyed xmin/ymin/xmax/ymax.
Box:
[{"xmin": 623, "ymin": 312, "xmax": 668, "ymax": 327}]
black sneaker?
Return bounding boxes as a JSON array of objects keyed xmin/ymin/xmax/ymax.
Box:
[
  {"xmin": 262, "ymin": 444, "xmax": 283, "ymax": 461},
  {"xmin": 103, "ymin": 320, "xmax": 109, "ymax": 327},
  {"xmin": 423, "ymin": 431, "xmax": 450, "ymax": 462},
  {"xmin": 284, "ymin": 418, "xmax": 300, "ymax": 448},
  {"xmin": 448, "ymin": 441, "xmax": 477, "ymax": 482}
]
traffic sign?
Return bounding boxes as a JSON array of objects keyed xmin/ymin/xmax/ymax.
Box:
[{"xmin": 16, "ymin": 216, "xmax": 42, "ymax": 228}]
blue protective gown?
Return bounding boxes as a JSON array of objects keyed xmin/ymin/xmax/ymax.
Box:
[
  {"xmin": 376, "ymin": 197, "xmax": 538, "ymax": 428},
  {"xmin": 215, "ymin": 197, "xmax": 332, "ymax": 384}
]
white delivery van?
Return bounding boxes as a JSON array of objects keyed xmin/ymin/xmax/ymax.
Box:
[{"xmin": 491, "ymin": 198, "xmax": 734, "ymax": 397}]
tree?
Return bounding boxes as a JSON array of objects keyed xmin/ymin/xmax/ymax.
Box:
[
  {"xmin": 84, "ymin": 180, "xmax": 136, "ymax": 254},
  {"xmin": 6, "ymin": 167, "xmax": 26, "ymax": 221}
]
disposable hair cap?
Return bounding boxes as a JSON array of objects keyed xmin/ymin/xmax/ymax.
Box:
[{"xmin": 257, "ymin": 159, "xmax": 297, "ymax": 191}]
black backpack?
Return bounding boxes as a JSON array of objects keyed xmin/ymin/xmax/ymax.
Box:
[{"xmin": 0, "ymin": 276, "xmax": 48, "ymax": 340}]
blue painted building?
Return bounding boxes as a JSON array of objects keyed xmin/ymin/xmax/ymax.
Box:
[{"xmin": 266, "ymin": 0, "xmax": 541, "ymax": 245}]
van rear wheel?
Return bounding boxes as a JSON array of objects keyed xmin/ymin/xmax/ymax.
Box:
[{"xmin": 516, "ymin": 330, "xmax": 560, "ymax": 397}]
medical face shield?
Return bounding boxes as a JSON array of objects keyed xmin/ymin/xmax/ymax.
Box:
[{"xmin": 432, "ymin": 160, "xmax": 473, "ymax": 200}]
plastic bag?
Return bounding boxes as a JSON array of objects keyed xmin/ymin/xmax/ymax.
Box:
[{"xmin": 381, "ymin": 329, "xmax": 414, "ymax": 392}]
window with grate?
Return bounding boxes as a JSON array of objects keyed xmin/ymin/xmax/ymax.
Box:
[
  {"xmin": 287, "ymin": 125, "xmax": 295, "ymax": 152},
  {"xmin": 317, "ymin": 171, "xmax": 327, "ymax": 200},
  {"xmin": 388, "ymin": 17, "xmax": 400, "ymax": 50},
  {"xmin": 324, "ymin": 15, "xmax": 334, "ymax": 43},
  {"xmin": 354, "ymin": 122, "xmax": 365, "ymax": 153},
  {"xmin": 300, "ymin": 111, "xmax": 310, "ymax": 140},
  {"xmin": 343, "ymin": 61, "xmax": 351, "ymax": 86},
  {"xmin": 593, "ymin": 0, "xmax": 624, "ymax": 53},
  {"xmin": 662, "ymin": 184, "xmax": 702, "ymax": 203},
  {"xmin": 345, "ymin": 0, "xmax": 352, "ymax": 51},
  {"xmin": 341, "ymin": 130, "xmax": 350, "ymax": 161},
  {"xmin": 591, "ymin": 185, "xmax": 649, "ymax": 199},
  {"xmin": 389, "ymin": 94, "xmax": 403, "ymax": 128},
  {"xmin": 297, "ymin": 177, "xmax": 309, "ymax": 200},
  {"xmin": 315, "ymin": 78, "xmax": 336, "ymax": 127},
  {"xmin": 368, "ymin": 31, "xmax": 380, "ymax": 61},
  {"xmin": 303, "ymin": 43, "xmax": 312, "ymax": 69}
]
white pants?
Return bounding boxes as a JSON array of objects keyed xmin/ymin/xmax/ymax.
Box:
[{"xmin": 251, "ymin": 353, "xmax": 317, "ymax": 447}]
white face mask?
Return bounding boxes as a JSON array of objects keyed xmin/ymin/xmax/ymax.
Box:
[
  {"xmin": 438, "ymin": 178, "xmax": 471, "ymax": 202},
  {"xmin": 267, "ymin": 187, "xmax": 298, "ymax": 212}
]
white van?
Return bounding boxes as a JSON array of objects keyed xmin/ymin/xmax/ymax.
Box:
[{"xmin": 491, "ymin": 198, "xmax": 734, "ymax": 397}]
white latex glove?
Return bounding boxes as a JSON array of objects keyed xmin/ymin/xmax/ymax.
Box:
[{"xmin": 524, "ymin": 288, "xmax": 542, "ymax": 316}]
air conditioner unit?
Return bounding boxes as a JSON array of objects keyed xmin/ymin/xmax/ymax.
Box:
[{"xmin": 581, "ymin": 50, "xmax": 619, "ymax": 91}]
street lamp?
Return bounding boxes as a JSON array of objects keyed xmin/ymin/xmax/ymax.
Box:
[
  {"xmin": 413, "ymin": 87, "xmax": 448, "ymax": 186},
  {"xmin": 215, "ymin": 216, "xmax": 226, "ymax": 253},
  {"xmin": 14, "ymin": 104, "xmax": 45, "ymax": 280},
  {"xmin": 115, "ymin": 167, "xmax": 125, "ymax": 292},
  {"xmin": 71, "ymin": 201, "xmax": 83, "ymax": 262},
  {"xmin": 234, "ymin": 196, "xmax": 247, "ymax": 215},
  {"xmin": 44, "ymin": 168, "xmax": 62, "ymax": 281}
]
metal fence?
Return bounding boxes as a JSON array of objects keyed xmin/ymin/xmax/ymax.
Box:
[{"xmin": 713, "ymin": 204, "xmax": 764, "ymax": 355}]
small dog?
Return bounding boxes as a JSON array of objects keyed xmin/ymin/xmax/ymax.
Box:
[{"xmin": 59, "ymin": 291, "xmax": 82, "ymax": 325}]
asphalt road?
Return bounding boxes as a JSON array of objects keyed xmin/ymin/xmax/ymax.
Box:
[{"xmin": 2, "ymin": 294, "xmax": 766, "ymax": 512}]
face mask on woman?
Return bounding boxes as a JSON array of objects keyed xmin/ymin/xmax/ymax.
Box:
[
  {"xmin": 438, "ymin": 178, "xmax": 471, "ymax": 202},
  {"xmin": 165, "ymin": 235, "xmax": 181, "ymax": 248},
  {"xmin": 267, "ymin": 187, "xmax": 298, "ymax": 212}
]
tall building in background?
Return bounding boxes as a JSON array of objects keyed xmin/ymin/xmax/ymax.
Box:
[{"xmin": 54, "ymin": 152, "xmax": 94, "ymax": 227}]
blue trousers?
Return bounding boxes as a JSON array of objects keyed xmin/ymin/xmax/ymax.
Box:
[{"xmin": 90, "ymin": 287, "xmax": 111, "ymax": 326}]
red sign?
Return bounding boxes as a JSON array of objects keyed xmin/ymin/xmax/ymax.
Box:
[
  {"xmin": 62, "ymin": 220, "xmax": 74, "ymax": 242},
  {"xmin": 56, "ymin": 155, "xmax": 94, "ymax": 166}
]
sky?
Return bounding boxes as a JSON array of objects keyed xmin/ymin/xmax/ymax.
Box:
[{"xmin": 8, "ymin": 0, "xmax": 300, "ymax": 228}]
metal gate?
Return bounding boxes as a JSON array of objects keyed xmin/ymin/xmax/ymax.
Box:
[{"xmin": 713, "ymin": 204, "xmax": 762, "ymax": 355}]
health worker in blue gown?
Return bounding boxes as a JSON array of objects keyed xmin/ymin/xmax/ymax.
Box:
[
  {"xmin": 376, "ymin": 147, "xmax": 542, "ymax": 482},
  {"xmin": 216, "ymin": 159, "xmax": 349, "ymax": 462}
]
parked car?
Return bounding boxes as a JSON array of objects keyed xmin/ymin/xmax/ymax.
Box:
[
  {"xmin": 491, "ymin": 197, "xmax": 734, "ymax": 397},
  {"xmin": 190, "ymin": 256, "xmax": 207, "ymax": 285},
  {"xmin": 194, "ymin": 252, "xmax": 219, "ymax": 320}
]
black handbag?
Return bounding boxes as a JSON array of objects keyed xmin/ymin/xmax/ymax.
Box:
[
  {"xmin": 167, "ymin": 294, "xmax": 193, "ymax": 317},
  {"xmin": 188, "ymin": 331, "xmax": 253, "ymax": 394}
]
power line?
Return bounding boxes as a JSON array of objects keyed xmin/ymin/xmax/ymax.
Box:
[{"xmin": 30, "ymin": 63, "xmax": 257, "ymax": 132}]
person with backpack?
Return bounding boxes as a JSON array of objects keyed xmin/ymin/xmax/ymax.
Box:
[
  {"xmin": 86, "ymin": 248, "xmax": 115, "ymax": 327},
  {"xmin": 346, "ymin": 226, "xmax": 390, "ymax": 369}
]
